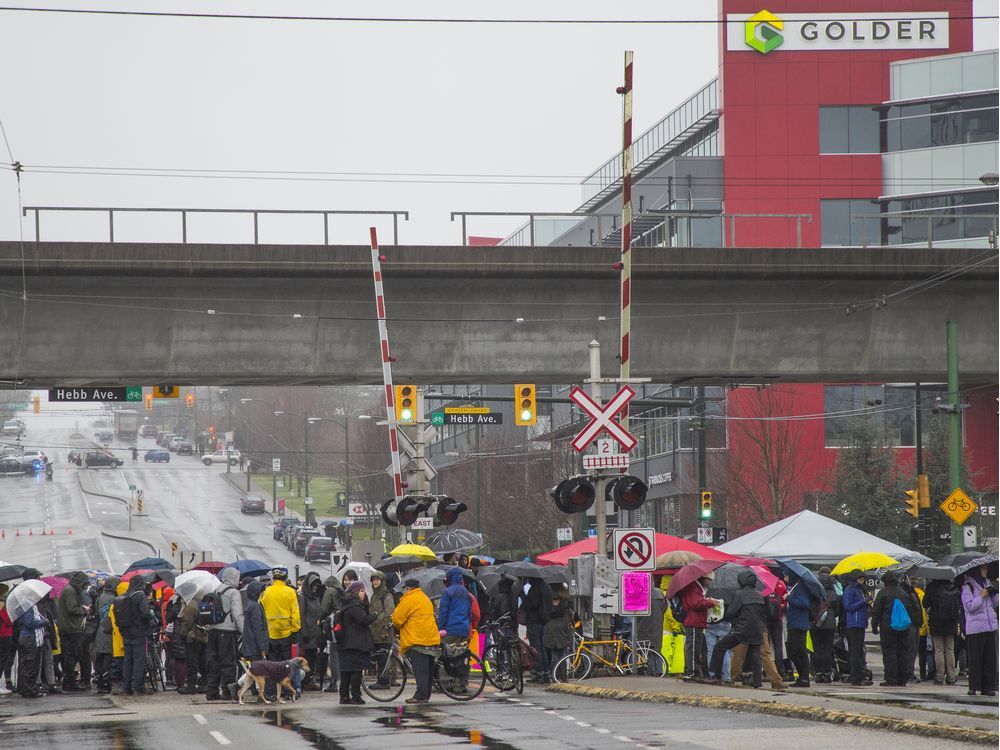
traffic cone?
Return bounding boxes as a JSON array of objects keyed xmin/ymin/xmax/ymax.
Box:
[
  {"xmin": 48, "ymin": 528, "xmax": 54, "ymax": 536},
  {"xmin": 28, "ymin": 529, "xmax": 32, "ymax": 536},
  {"xmin": 68, "ymin": 528, "xmax": 73, "ymax": 535},
  {"xmin": 1, "ymin": 530, "xmax": 5, "ymax": 539},
  {"xmin": 15, "ymin": 529, "xmax": 20, "ymax": 537}
]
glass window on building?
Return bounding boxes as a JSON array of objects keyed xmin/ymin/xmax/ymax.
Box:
[
  {"xmin": 820, "ymin": 199, "xmax": 881, "ymax": 246},
  {"xmin": 820, "ymin": 106, "xmax": 880, "ymax": 153},
  {"xmin": 882, "ymin": 93, "xmax": 999, "ymax": 152},
  {"xmin": 824, "ymin": 384, "xmax": 950, "ymax": 447},
  {"xmin": 883, "ymin": 189, "xmax": 999, "ymax": 245}
]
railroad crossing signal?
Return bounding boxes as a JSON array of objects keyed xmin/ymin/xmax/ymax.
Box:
[
  {"xmin": 569, "ymin": 385, "xmax": 637, "ymax": 452},
  {"xmin": 904, "ymin": 489, "xmax": 919, "ymax": 518},
  {"xmin": 394, "ymin": 385, "xmax": 416, "ymax": 423},
  {"xmin": 607, "ymin": 475, "xmax": 648, "ymax": 511},
  {"xmin": 380, "ymin": 494, "xmax": 466, "ymax": 527},
  {"xmin": 700, "ymin": 491, "xmax": 713, "ymax": 519},
  {"xmin": 153, "ymin": 385, "xmax": 178, "ymax": 399},
  {"xmin": 515, "ymin": 384, "xmax": 536, "ymax": 426},
  {"xmin": 550, "ymin": 476, "xmax": 596, "ymax": 513}
]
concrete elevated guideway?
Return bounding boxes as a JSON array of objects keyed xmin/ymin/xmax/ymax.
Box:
[{"xmin": 0, "ymin": 241, "xmax": 996, "ymax": 386}]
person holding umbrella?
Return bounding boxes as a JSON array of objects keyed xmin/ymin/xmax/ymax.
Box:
[
  {"xmin": 668, "ymin": 562, "xmax": 721, "ymax": 681},
  {"xmin": 961, "ymin": 564, "xmax": 998, "ymax": 696},
  {"xmin": 0, "ymin": 584, "xmax": 13, "ymax": 695},
  {"xmin": 842, "ymin": 570, "xmax": 873, "ymax": 685},
  {"xmin": 16, "ymin": 601, "xmax": 49, "ymax": 698},
  {"xmin": 707, "ymin": 569, "xmax": 765, "ymax": 688}
]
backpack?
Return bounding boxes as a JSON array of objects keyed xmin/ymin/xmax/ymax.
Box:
[
  {"xmin": 668, "ymin": 594, "xmax": 688, "ymax": 624},
  {"xmin": 113, "ymin": 593, "xmax": 139, "ymax": 632},
  {"xmin": 518, "ymin": 638, "xmax": 538, "ymax": 671},
  {"xmin": 764, "ymin": 593, "xmax": 782, "ymax": 625},
  {"xmin": 812, "ymin": 591, "xmax": 835, "ymax": 628},
  {"xmin": 890, "ymin": 598, "xmax": 912, "ymax": 631},
  {"xmin": 197, "ymin": 586, "xmax": 232, "ymax": 627},
  {"xmin": 942, "ymin": 586, "xmax": 963, "ymax": 623}
]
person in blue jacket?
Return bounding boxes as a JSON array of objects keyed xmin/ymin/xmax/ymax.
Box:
[
  {"xmin": 842, "ymin": 570, "xmax": 874, "ymax": 686},
  {"xmin": 436, "ymin": 567, "xmax": 472, "ymax": 694},
  {"xmin": 784, "ymin": 574, "xmax": 814, "ymax": 687},
  {"xmin": 17, "ymin": 605, "xmax": 49, "ymax": 698}
]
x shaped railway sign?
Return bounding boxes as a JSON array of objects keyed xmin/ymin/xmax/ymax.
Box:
[{"xmin": 570, "ymin": 385, "xmax": 637, "ymax": 453}]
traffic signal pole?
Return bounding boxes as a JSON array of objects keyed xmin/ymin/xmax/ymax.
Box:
[
  {"xmin": 947, "ymin": 321, "xmax": 963, "ymax": 553},
  {"xmin": 589, "ymin": 340, "xmax": 609, "ymax": 559}
]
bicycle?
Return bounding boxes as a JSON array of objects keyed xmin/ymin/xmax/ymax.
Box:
[
  {"xmin": 361, "ymin": 638, "xmax": 488, "ymax": 702},
  {"xmin": 946, "ymin": 497, "xmax": 971, "ymax": 512},
  {"xmin": 551, "ymin": 636, "xmax": 667, "ymax": 683},
  {"xmin": 480, "ymin": 614, "xmax": 523, "ymax": 694}
]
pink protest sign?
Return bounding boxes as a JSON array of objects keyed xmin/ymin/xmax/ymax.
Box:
[{"xmin": 620, "ymin": 572, "xmax": 651, "ymax": 615}]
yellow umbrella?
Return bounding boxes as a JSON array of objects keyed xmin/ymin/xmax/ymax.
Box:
[
  {"xmin": 831, "ymin": 551, "xmax": 899, "ymax": 575},
  {"xmin": 389, "ymin": 543, "xmax": 438, "ymax": 562}
]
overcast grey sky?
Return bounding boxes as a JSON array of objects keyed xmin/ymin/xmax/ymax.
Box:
[{"xmin": 1, "ymin": 1, "xmax": 996, "ymax": 245}]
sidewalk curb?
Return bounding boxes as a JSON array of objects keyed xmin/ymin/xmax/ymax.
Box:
[
  {"xmin": 546, "ymin": 684, "xmax": 998, "ymax": 745},
  {"xmin": 76, "ymin": 473, "xmax": 160, "ymax": 554}
]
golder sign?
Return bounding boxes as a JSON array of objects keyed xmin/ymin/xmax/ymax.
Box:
[{"xmin": 728, "ymin": 10, "xmax": 949, "ymax": 53}]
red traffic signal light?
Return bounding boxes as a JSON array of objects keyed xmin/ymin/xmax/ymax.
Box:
[
  {"xmin": 380, "ymin": 495, "xmax": 433, "ymax": 526},
  {"xmin": 550, "ymin": 476, "xmax": 596, "ymax": 514},
  {"xmin": 434, "ymin": 496, "xmax": 468, "ymax": 526},
  {"xmin": 607, "ymin": 475, "xmax": 648, "ymax": 511}
]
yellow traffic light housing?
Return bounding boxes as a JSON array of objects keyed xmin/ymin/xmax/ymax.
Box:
[
  {"xmin": 394, "ymin": 385, "xmax": 416, "ymax": 423},
  {"xmin": 515, "ymin": 384, "xmax": 536, "ymax": 426},
  {"xmin": 153, "ymin": 385, "xmax": 179, "ymax": 399},
  {"xmin": 700, "ymin": 490, "xmax": 713, "ymax": 519},
  {"xmin": 144, "ymin": 393, "xmax": 153, "ymax": 411},
  {"xmin": 185, "ymin": 393, "xmax": 195, "ymax": 408},
  {"xmin": 917, "ymin": 473, "xmax": 930, "ymax": 508},
  {"xmin": 904, "ymin": 489, "xmax": 919, "ymax": 518},
  {"xmin": 32, "ymin": 395, "xmax": 40, "ymax": 414}
]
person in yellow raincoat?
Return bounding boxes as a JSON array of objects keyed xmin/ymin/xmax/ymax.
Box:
[
  {"xmin": 659, "ymin": 575, "xmax": 686, "ymax": 673},
  {"xmin": 914, "ymin": 582, "xmax": 933, "ymax": 681},
  {"xmin": 99, "ymin": 580, "xmax": 128, "ymax": 694}
]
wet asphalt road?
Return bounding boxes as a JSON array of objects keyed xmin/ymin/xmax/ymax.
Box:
[{"xmin": 0, "ymin": 686, "xmax": 984, "ymax": 750}]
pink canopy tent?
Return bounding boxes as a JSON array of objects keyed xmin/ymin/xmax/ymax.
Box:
[{"xmin": 535, "ymin": 533, "xmax": 738, "ymax": 567}]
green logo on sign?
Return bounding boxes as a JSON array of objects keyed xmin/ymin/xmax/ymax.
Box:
[
  {"xmin": 745, "ymin": 9, "xmax": 784, "ymax": 54},
  {"xmin": 125, "ymin": 386, "xmax": 143, "ymax": 401},
  {"xmin": 430, "ymin": 412, "xmax": 444, "ymax": 426}
]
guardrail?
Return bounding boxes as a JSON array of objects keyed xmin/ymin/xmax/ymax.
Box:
[
  {"xmin": 852, "ymin": 212, "xmax": 998, "ymax": 248},
  {"xmin": 23, "ymin": 207, "xmax": 410, "ymax": 245}
]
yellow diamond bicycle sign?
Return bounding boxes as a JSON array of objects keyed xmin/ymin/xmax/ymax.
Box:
[{"xmin": 940, "ymin": 488, "xmax": 977, "ymax": 526}]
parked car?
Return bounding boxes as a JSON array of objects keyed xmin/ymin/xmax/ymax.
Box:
[
  {"xmin": 240, "ymin": 495, "xmax": 266, "ymax": 514},
  {"xmin": 139, "ymin": 424, "xmax": 158, "ymax": 438},
  {"xmin": 84, "ymin": 450, "xmax": 123, "ymax": 468},
  {"xmin": 158, "ymin": 433, "xmax": 175, "ymax": 447},
  {"xmin": 175, "ymin": 441, "xmax": 194, "ymax": 456},
  {"xmin": 154, "ymin": 431, "xmax": 167, "ymax": 445},
  {"xmin": 168, "ymin": 438, "xmax": 184, "ymax": 452},
  {"xmin": 2, "ymin": 420, "xmax": 23, "ymax": 436},
  {"xmin": 201, "ymin": 449, "xmax": 240, "ymax": 466},
  {"xmin": 293, "ymin": 528, "xmax": 322, "ymax": 556},
  {"xmin": 273, "ymin": 517, "xmax": 301, "ymax": 540},
  {"xmin": 284, "ymin": 523, "xmax": 306, "ymax": 548},
  {"xmin": 0, "ymin": 456, "xmax": 35, "ymax": 475},
  {"xmin": 144, "ymin": 449, "xmax": 170, "ymax": 463},
  {"xmin": 304, "ymin": 536, "xmax": 335, "ymax": 562}
]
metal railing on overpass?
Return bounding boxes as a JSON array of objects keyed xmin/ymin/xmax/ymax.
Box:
[{"xmin": 22, "ymin": 206, "xmax": 411, "ymax": 245}]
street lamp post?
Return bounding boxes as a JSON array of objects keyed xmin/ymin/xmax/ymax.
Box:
[
  {"xmin": 275, "ymin": 410, "xmax": 310, "ymax": 500},
  {"xmin": 307, "ymin": 417, "xmax": 352, "ymax": 511}
]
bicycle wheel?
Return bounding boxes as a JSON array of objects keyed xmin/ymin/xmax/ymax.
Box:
[
  {"xmin": 552, "ymin": 651, "xmax": 593, "ymax": 683},
  {"xmin": 511, "ymin": 643, "xmax": 524, "ymax": 694},
  {"xmin": 482, "ymin": 643, "xmax": 515, "ymax": 691},
  {"xmin": 625, "ymin": 647, "xmax": 667, "ymax": 677},
  {"xmin": 436, "ymin": 650, "xmax": 486, "ymax": 701},
  {"xmin": 361, "ymin": 650, "xmax": 407, "ymax": 702}
]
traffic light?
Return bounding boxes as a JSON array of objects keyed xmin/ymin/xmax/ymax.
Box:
[
  {"xmin": 514, "ymin": 384, "xmax": 536, "ymax": 426},
  {"xmin": 32, "ymin": 395, "xmax": 40, "ymax": 414},
  {"xmin": 607, "ymin": 475, "xmax": 648, "ymax": 511},
  {"xmin": 153, "ymin": 385, "xmax": 178, "ymax": 399},
  {"xmin": 394, "ymin": 385, "xmax": 416, "ymax": 423},
  {"xmin": 904, "ymin": 489, "xmax": 919, "ymax": 518},
  {"xmin": 380, "ymin": 495, "xmax": 433, "ymax": 526},
  {"xmin": 550, "ymin": 476, "xmax": 596, "ymax": 513},
  {"xmin": 917, "ymin": 473, "xmax": 930, "ymax": 508},
  {"xmin": 185, "ymin": 393, "xmax": 194, "ymax": 408},
  {"xmin": 700, "ymin": 491, "xmax": 713, "ymax": 520},
  {"xmin": 144, "ymin": 393, "xmax": 153, "ymax": 411},
  {"xmin": 433, "ymin": 496, "xmax": 468, "ymax": 526}
]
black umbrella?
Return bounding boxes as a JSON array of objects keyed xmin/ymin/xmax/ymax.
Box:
[
  {"xmin": 907, "ymin": 562, "xmax": 959, "ymax": 581},
  {"xmin": 392, "ymin": 567, "xmax": 448, "ymax": 599},
  {"xmin": 424, "ymin": 529, "xmax": 484, "ymax": 555},
  {"xmin": 0, "ymin": 564, "xmax": 28, "ymax": 582},
  {"xmin": 431, "ymin": 564, "xmax": 477, "ymax": 582},
  {"xmin": 496, "ymin": 561, "xmax": 569, "ymax": 586},
  {"xmin": 123, "ymin": 557, "xmax": 173, "ymax": 574},
  {"xmin": 940, "ymin": 552, "xmax": 999, "ymax": 578},
  {"xmin": 373, "ymin": 555, "xmax": 426, "ymax": 573},
  {"xmin": 707, "ymin": 563, "xmax": 766, "ymax": 601}
]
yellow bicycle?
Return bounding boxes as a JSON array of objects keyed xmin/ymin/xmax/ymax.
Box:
[{"xmin": 552, "ymin": 635, "xmax": 666, "ymax": 682}]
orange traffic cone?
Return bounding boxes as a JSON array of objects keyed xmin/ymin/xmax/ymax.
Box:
[
  {"xmin": 49, "ymin": 528, "xmax": 54, "ymax": 536},
  {"xmin": 1, "ymin": 529, "xmax": 5, "ymax": 539},
  {"xmin": 15, "ymin": 529, "xmax": 20, "ymax": 537},
  {"xmin": 68, "ymin": 528, "xmax": 73, "ymax": 535},
  {"xmin": 28, "ymin": 529, "xmax": 32, "ymax": 536}
]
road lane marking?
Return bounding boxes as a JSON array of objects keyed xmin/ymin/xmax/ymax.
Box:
[
  {"xmin": 192, "ymin": 714, "xmax": 208, "ymax": 725},
  {"xmin": 575, "ymin": 721, "xmax": 591, "ymax": 727},
  {"xmin": 615, "ymin": 737, "xmax": 633, "ymax": 743},
  {"xmin": 560, "ymin": 715, "xmax": 575, "ymax": 721},
  {"xmin": 209, "ymin": 731, "xmax": 231, "ymax": 745},
  {"xmin": 594, "ymin": 728, "xmax": 611, "ymax": 734}
]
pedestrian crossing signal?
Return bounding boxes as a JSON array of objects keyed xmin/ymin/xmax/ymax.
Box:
[
  {"xmin": 514, "ymin": 384, "xmax": 536, "ymax": 426},
  {"xmin": 700, "ymin": 491, "xmax": 713, "ymax": 519},
  {"xmin": 394, "ymin": 385, "xmax": 416, "ymax": 423}
]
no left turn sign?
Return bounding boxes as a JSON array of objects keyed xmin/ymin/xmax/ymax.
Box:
[{"xmin": 612, "ymin": 527, "xmax": 656, "ymax": 572}]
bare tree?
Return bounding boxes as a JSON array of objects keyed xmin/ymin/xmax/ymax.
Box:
[{"xmin": 725, "ymin": 387, "xmax": 811, "ymax": 534}]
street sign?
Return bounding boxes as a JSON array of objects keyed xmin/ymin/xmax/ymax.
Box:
[
  {"xmin": 349, "ymin": 503, "xmax": 371, "ymax": 518},
  {"xmin": 445, "ymin": 406, "xmax": 489, "ymax": 414},
  {"xmin": 556, "ymin": 527, "xmax": 573, "ymax": 544},
  {"xmin": 569, "ymin": 385, "xmax": 637, "ymax": 453},
  {"xmin": 612, "ymin": 527, "xmax": 655, "ymax": 571},
  {"xmin": 964, "ymin": 526, "xmax": 978, "ymax": 548},
  {"xmin": 592, "ymin": 586, "xmax": 620, "ymax": 615},
  {"xmin": 713, "ymin": 527, "xmax": 729, "ymax": 544},
  {"xmin": 444, "ymin": 412, "xmax": 503, "ymax": 425},
  {"xmin": 583, "ymin": 454, "xmax": 630, "ymax": 470},
  {"xmin": 272, "ymin": 458, "xmax": 281, "ymax": 472},
  {"xmin": 620, "ymin": 572, "xmax": 652, "ymax": 616},
  {"xmin": 430, "ymin": 412, "xmax": 445, "ymax": 426},
  {"xmin": 128, "ymin": 484, "xmax": 137, "ymax": 492},
  {"xmin": 48, "ymin": 386, "xmax": 143, "ymax": 402},
  {"xmin": 330, "ymin": 552, "xmax": 352, "ymax": 577},
  {"xmin": 697, "ymin": 526, "xmax": 712, "ymax": 544},
  {"xmin": 941, "ymin": 488, "xmax": 977, "ymax": 526},
  {"xmin": 304, "ymin": 496, "xmax": 314, "ymax": 506},
  {"xmin": 411, "ymin": 517, "xmax": 434, "ymax": 530}
]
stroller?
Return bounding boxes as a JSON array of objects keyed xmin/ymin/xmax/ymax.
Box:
[{"xmin": 833, "ymin": 630, "xmax": 871, "ymax": 683}]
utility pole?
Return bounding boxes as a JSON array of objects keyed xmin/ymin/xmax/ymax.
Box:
[
  {"xmin": 474, "ymin": 421, "xmax": 482, "ymax": 533},
  {"xmin": 303, "ymin": 415, "xmax": 311, "ymax": 499},
  {"xmin": 589, "ymin": 340, "xmax": 609, "ymax": 559},
  {"xmin": 947, "ymin": 321, "xmax": 963, "ymax": 552}
]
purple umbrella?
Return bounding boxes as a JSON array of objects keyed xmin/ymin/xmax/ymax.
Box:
[{"xmin": 40, "ymin": 576, "xmax": 69, "ymax": 599}]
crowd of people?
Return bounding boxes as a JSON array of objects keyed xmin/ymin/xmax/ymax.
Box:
[{"xmin": 667, "ymin": 563, "xmax": 998, "ymax": 695}]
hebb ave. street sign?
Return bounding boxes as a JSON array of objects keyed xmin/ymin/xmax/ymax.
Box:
[{"xmin": 49, "ymin": 386, "xmax": 143, "ymax": 402}]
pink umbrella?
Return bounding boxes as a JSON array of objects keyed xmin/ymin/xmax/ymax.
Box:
[
  {"xmin": 40, "ymin": 576, "xmax": 69, "ymax": 599},
  {"xmin": 193, "ymin": 561, "xmax": 226, "ymax": 574},
  {"xmin": 751, "ymin": 565, "xmax": 780, "ymax": 596}
]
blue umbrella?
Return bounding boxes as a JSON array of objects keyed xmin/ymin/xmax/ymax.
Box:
[
  {"xmin": 222, "ymin": 559, "xmax": 272, "ymax": 580},
  {"xmin": 123, "ymin": 557, "xmax": 173, "ymax": 574},
  {"xmin": 775, "ymin": 558, "xmax": 824, "ymax": 600}
]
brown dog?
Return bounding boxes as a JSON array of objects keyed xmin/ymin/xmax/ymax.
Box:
[{"xmin": 237, "ymin": 656, "xmax": 310, "ymax": 705}]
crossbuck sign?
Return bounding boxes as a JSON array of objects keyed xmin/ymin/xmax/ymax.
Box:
[{"xmin": 570, "ymin": 385, "xmax": 637, "ymax": 453}]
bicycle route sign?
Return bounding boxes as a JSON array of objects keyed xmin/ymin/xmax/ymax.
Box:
[
  {"xmin": 612, "ymin": 527, "xmax": 655, "ymax": 572},
  {"xmin": 940, "ymin": 487, "xmax": 977, "ymax": 525}
]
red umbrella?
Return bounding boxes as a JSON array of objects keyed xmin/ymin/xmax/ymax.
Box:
[
  {"xmin": 751, "ymin": 565, "xmax": 780, "ymax": 596},
  {"xmin": 665, "ymin": 559, "xmax": 727, "ymax": 599},
  {"xmin": 120, "ymin": 569, "xmax": 153, "ymax": 581},
  {"xmin": 535, "ymin": 533, "xmax": 737, "ymax": 567},
  {"xmin": 193, "ymin": 561, "xmax": 226, "ymax": 574}
]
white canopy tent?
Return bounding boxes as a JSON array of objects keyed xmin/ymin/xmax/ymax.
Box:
[{"xmin": 716, "ymin": 510, "xmax": 928, "ymax": 566}]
